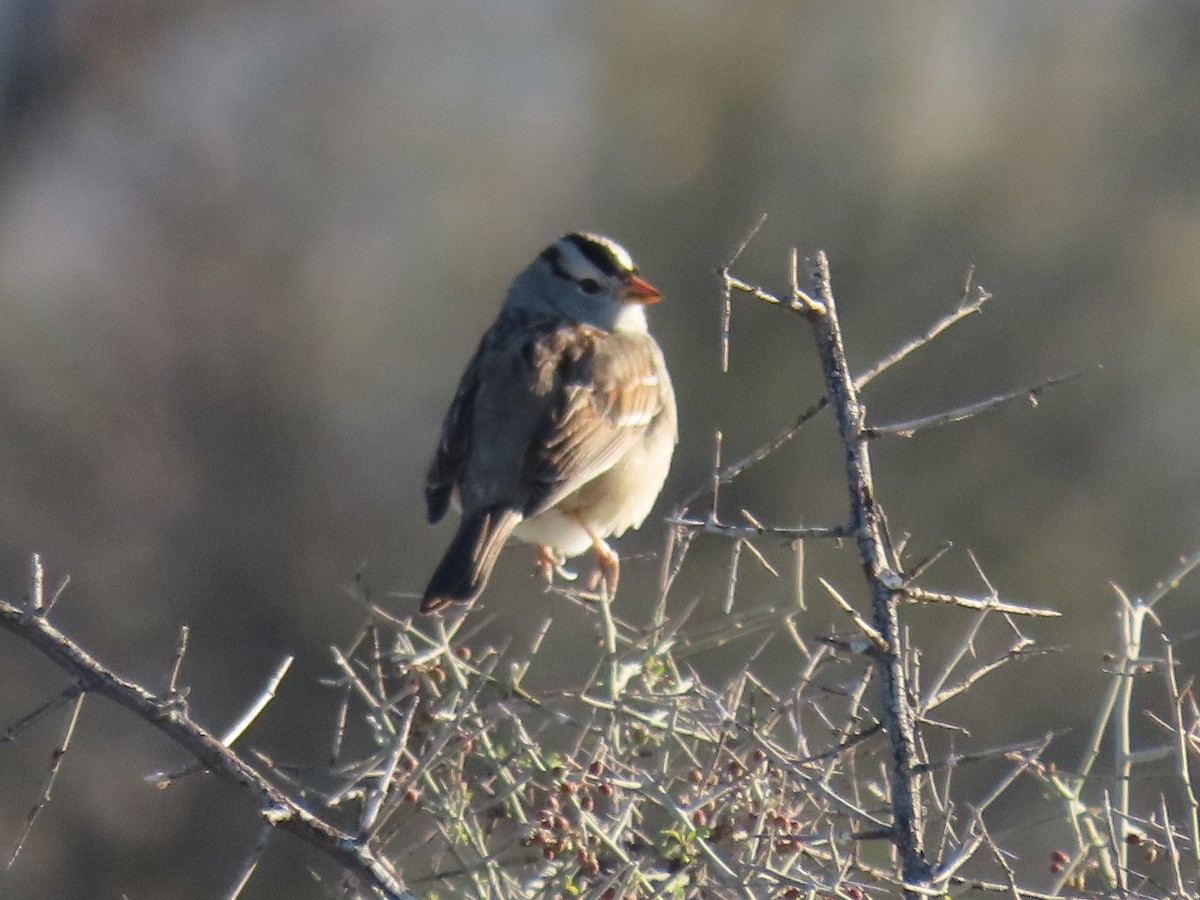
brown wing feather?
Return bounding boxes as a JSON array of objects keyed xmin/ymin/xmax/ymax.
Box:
[
  {"xmin": 523, "ymin": 326, "xmax": 668, "ymax": 516},
  {"xmin": 427, "ymin": 319, "xmax": 668, "ymax": 524},
  {"xmin": 425, "ymin": 351, "xmax": 481, "ymax": 523}
]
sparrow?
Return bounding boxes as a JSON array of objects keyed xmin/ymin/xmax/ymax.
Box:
[{"xmin": 421, "ymin": 232, "xmax": 677, "ymax": 613}]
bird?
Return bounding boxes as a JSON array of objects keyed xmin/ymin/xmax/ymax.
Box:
[{"xmin": 421, "ymin": 232, "xmax": 677, "ymax": 614}]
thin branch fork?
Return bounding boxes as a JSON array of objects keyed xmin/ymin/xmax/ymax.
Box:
[
  {"xmin": 0, "ymin": 597, "xmax": 410, "ymax": 900},
  {"xmin": 687, "ymin": 255, "xmax": 990, "ymax": 511},
  {"xmin": 853, "ymin": 266, "xmax": 990, "ymax": 387},
  {"xmin": 817, "ymin": 578, "xmax": 886, "ymax": 653}
]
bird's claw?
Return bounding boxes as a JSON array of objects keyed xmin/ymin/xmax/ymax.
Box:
[{"xmin": 535, "ymin": 545, "xmax": 577, "ymax": 583}]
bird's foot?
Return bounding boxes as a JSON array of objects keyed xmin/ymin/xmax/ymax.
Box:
[
  {"xmin": 535, "ymin": 545, "xmax": 577, "ymax": 584},
  {"xmin": 585, "ymin": 537, "xmax": 620, "ymax": 598}
]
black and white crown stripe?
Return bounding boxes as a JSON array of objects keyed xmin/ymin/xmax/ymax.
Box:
[{"xmin": 540, "ymin": 232, "xmax": 638, "ymax": 284}]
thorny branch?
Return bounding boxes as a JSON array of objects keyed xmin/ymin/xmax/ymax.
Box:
[
  {"xmin": 682, "ymin": 253, "xmax": 991, "ymax": 511},
  {"xmin": 795, "ymin": 250, "xmax": 932, "ymax": 888},
  {"xmin": 864, "ymin": 367, "xmax": 1097, "ymax": 439},
  {"xmin": 710, "ymin": 237, "xmax": 1076, "ymax": 894},
  {"xmin": 0, "ymin": 596, "xmax": 410, "ymax": 900}
]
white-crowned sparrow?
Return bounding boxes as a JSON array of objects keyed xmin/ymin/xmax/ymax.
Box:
[{"xmin": 421, "ymin": 233, "xmax": 677, "ymax": 613}]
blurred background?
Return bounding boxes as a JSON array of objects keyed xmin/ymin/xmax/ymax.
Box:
[{"xmin": 2, "ymin": 1, "xmax": 1200, "ymax": 897}]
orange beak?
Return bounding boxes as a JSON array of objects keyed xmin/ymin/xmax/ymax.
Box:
[{"xmin": 619, "ymin": 273, "xmax": 662, "ymax": 304}]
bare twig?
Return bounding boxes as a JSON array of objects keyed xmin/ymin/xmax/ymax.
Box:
[
  {"xmin": 1, "ymin": 683, "xmax": 85, "ymax": 745},
  {"xmin": 853, "ymin": 267, "xmax": 989, "ymax": 387},
  {"xmin": 722, "ymin": 539, "xmax": 743, "ymax": 615},
  {"xmin": 1146, "ymin": 545, "xmax": 1200, "ymax": 610},
  {"xmin": 667, "ymin": 514, "xmax": 852, "ymax": 542},
  {"xmin": 739, "ymin": 537, "xmax": 779, "ymax": 578},
  {"xmin": 153, "ymin": 654, "xmax": 297, "ymax": 784},
  {"xmin": 0, "ymin": 598, "xmax": 410, "ymax": 899},
  {"xmin": 902, "ymin": 586, "xmax": 1060, "ymax": 618},
  {"xmin": 675, "ymin": 395, "xmax": 830, "ymax": 510},
  {"xmin": 679, "ymin": 263, "xmax": 992, "ymax": 510},
  {"xmin": 1160, "ymin": 793, "xmax": 1186, "ymax": 896},
  {"xmin": 975, "ymin": 815, "xmax": 1021, "ymax": 900},
  {"xmin": 166, "ymin": 625, "xmax": 190, "ymax": 695},
  {"xmin": 922, "ymin": 642, "xmax": 1047, "ymax": 713},
  {"xmin": 7, "ymin": 691, "xmax": 85, "ymax": 868},
  {"xmin": 864, "ymin": 368, "xmax": 1097, "ymax": 439},
  {"xmin": 27, "ymin": 553, "xmax": 71, "ymax": 615},
  {"xmin": 219, "ymin": 656, "xmax": 295, "ymax": 747},
  {"xmin": 29, "ymin": 553, "xmax": 43, "ymax": 613},
  {"xmin": 359, "ymin": 698, "xmax": 419, "ymax": 834},
  {"xmin": 818, "ymin": 578, "xmax": 886, "ymax": 653},
  {"xmin": 793, "ymin": 536, "xmax": 806, "ymax": 611},
  {"xmin": 719, "ymin": 214, "xmax": 768, "ymax": 372},
  {"xmin": 1112, "ymin": 582, "xmax": 1152, "ymax": 877},
  {"xmin": 903, "ymin": 541, "xmax": 953, "ymax": 582},
  {"xmin": 723, "ymin": 273, "xmax": 785, "ymax": 307},
  {"xmin": 1163, "ymin": 639, "xmax": 1200, "ymax": 865},
  {"xmin": 223, "ymin": 822, "xmax": 273, "ymax": 900}
]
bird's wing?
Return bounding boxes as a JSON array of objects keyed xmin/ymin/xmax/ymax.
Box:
[
  {"xmin": 522, "ymin": 324, "xmax": 670, "ymax": 517},
  {"xmin": 425, "ymin": 344, "xmax": 482, "ymax": 524}
]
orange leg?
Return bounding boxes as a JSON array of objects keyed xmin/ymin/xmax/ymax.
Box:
[{"xmin": 567, "ymin": 514, "xmax": 620, "ymax": 597}]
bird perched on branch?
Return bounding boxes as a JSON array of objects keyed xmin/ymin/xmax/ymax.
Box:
[{"xmin": 421, "ymin": 233, "xmax": 677, "ymax": 614}]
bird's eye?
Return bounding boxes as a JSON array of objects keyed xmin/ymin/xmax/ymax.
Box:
[{"xmin": 578, "ymin": 278, "xmax": 601, "ymax": 294}]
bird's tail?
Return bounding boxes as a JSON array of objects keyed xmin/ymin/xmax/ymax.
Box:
[{"xmin": 421, "ymin": 507, "xmax": 522, "ymax": 613}]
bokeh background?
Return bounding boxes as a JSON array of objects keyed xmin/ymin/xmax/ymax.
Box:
[{"xmin": 3, "ymin": 2, "xmax": 1200, "ymax": 897}]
